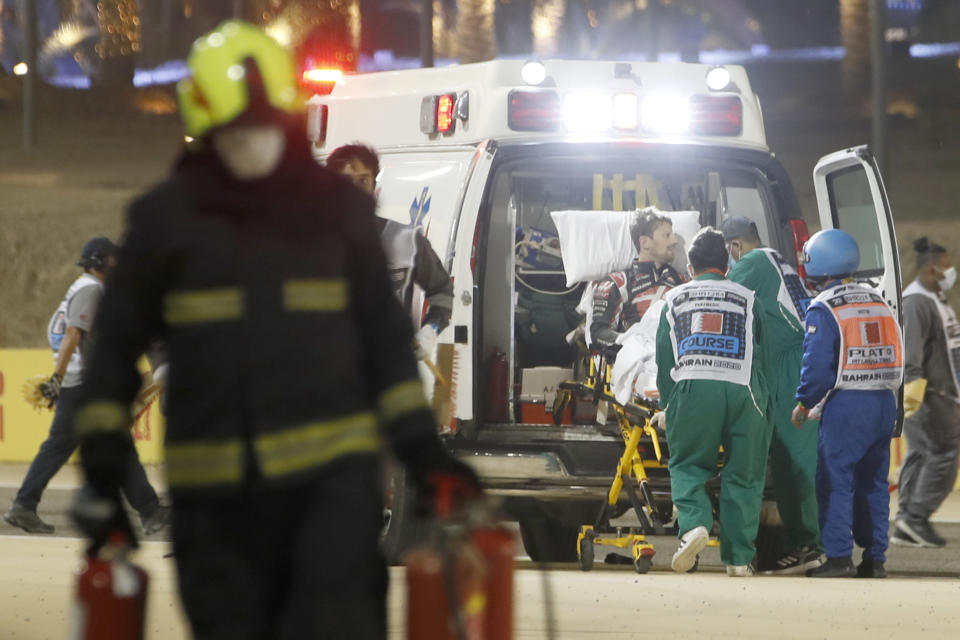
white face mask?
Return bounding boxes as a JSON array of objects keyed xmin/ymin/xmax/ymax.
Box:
[
  {"xmin": 211, "ymin": 125, "xmax": 285, "ymax": 180},
  {"xmin": 937, "ymin": 266, "xmax": 957, "ymax": 291}
]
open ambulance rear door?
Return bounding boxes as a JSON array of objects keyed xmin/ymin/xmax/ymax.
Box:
[
  {"xmin": 813, "ymin": 145, "xmax": 901, "ymax": 316},
  {"xmin": 813, "ymin": 145, "xmax": 904, "ymax": 432}
]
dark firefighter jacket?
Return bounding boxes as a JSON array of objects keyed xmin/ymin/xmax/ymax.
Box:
[{"xmin": 75, "ymin": 131, "xmax": 435, "ymax": 496}]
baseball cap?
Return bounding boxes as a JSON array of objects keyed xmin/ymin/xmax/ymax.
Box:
[
  {"xmin": 719, "ymin": 216, "xmax": 759, "ymax": 242},
  {"xmin": 77, "ymin": 237, "xmax": 119, "ymax": 267}
]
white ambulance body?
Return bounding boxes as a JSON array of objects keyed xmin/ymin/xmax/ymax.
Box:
[{"xmin": 308, "ymin": 59, "xmax": 900, "ymax": 561}]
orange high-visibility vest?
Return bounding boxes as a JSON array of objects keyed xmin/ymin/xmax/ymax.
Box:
[{"xmin": 811, "ymin": 283, "xmax": 903, "ymax": 392}]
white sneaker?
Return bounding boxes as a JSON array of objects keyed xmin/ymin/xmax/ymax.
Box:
[
  {"xmin": 726, "ymin": 564, "xmax": 755, "ymax": 577},
  {"xmin": 671, "ymin": 526, "xmax": 709, "ymax": 573}
]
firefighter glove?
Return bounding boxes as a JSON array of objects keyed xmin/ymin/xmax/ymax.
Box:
[
  {"xmin": 903, "ymin": 378, "xmax": 927, "ymax": 419},
  {"xmin": 401, "ymin": 434, "xmax": 483, "ymax": 517}
]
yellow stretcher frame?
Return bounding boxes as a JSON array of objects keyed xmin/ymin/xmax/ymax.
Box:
[{"xmin": 554, "ymin": 349, "xmax": 668, "ymax": 573}]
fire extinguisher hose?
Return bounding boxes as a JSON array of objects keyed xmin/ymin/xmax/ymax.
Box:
[
  {"xmin": 442, "ymin": 543, "xmax": 468, "ymax": 640},
  {"xmin": 538, "ymin": 559, "xmax": 557, "ymax": 640}
]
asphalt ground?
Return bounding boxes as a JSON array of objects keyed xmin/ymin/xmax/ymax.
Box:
[
  {"xmin": 1, "ymin": 464, "xmax": 959, "ymax": 639},
  {"xmin": 2, "ymin": 463, "xmax": 959, "ymax": 576}
]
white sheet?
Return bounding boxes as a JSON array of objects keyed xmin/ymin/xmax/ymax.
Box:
[{"xmin": 610, "ymin": 300, "xmax": 665, "ymax": 404}]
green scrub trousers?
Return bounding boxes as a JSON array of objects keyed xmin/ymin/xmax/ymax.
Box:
[
  {"xmin": 767, "ymin": 347, "xmax": 821, "ymax": 552},
  {"xmin": 666, "ymin": 379, "xmax": 772, "ymax": 567},
  {"xmin": 728, "ymin": 249, "xmax": 821, "ymax": 554}
]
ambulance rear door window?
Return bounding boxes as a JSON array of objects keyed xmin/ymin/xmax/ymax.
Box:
[{"xmin": 826, "ymin": 165, "xmax": 884, "ymax": 278}]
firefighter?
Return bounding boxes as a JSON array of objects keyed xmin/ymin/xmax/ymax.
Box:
[
  {"xmin": 70, "ymin": 21, "xmax": 478, "ymax": 639},
  {"xmin": 326, "ymin": 143, "xmax": 454, "ymax": 354},
  {"xmin": 892, "ymin": 237, "xmax": 960, "ymax": 548},
  {"xmin": 792, "ymin": 230, "xmax": 903, "ymax": 578},
  {"xmin": 720, "ymin": 216, "xmax": 822, "ymax": 574},
  {"xmin": 592, "ymin": 208, "xmax": 685, "ymax": 347},
  {"xmin": 656, "ymin": 227, "xmax": 771, "ymax": 577}
]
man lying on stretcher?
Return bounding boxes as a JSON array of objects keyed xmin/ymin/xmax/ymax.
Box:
[{"xmin": 590, "ymin": 209, "xmax": 687, "ymax": 348}]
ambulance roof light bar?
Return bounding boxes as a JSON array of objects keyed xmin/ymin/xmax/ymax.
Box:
[{"xmin": 508, "ymin": 89, "xmax": 561, "ymax": 132}]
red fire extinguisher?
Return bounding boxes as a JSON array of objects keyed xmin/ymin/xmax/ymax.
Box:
[
  {"xmin": 406, "ymin": 538, "xmax": 488, "ymax": 640},
  {"xmin": 471, "ymin": 525, "xmax": 515, "ymax": 640},
  {"xmin": 406, "ymin": 474, "xmax": 515, "ymax": 640},
  {"xmin": 70, "ymin": 531, "xmax": 149, "ymax": 640}
]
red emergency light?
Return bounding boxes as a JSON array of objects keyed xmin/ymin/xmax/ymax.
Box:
[
  {"xmin": 689, "ymin": 95, "xmax": 742, "ymax": 136},
  {"xmin": 420, "ymin": 93, "xmax": 459, "ymax": 135},
  {"xmin": 437, "ymin": 93, "xmax": 456, "ymax": 133},
  {"xmin": 507, "ymin": 89, "xmax": 561, "ymax": 132},
  {"xmin": 789, "ymin": 218, "xmax": 811, "ymax": 279}
]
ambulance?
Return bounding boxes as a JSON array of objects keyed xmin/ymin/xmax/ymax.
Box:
[{"xmin": 307, "ymin": 59, "xmax": 901, "ymax": 562}]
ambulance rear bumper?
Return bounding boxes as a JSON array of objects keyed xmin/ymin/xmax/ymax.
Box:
[{"xmin": 449, "ymin": 424, "xmax": 673, "ymax": 502}]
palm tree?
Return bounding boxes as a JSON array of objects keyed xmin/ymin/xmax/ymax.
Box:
[
  {"xmin": 531, "ymin": 0, "xmax": 565, "ymax": 57},
  {"xmin": 456, "ymin": 0, "xmax": 496, "ymax": 63},
  {"xmin": 840, "ymin": 0, "xmax": 870, "ymax": 94}
]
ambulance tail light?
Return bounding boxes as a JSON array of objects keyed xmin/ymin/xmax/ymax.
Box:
[
  {"xmin": 789, "ymin": 219, "xmax": 811, "ymax": 279},
  {"xmin": 437, "ymin": 93, "xmax": 456, "ymax": 133},
  {"xmin": 507, "ymin": 89, "xmax": 560, "ymax": 132},
  {"xmin": 420, "ymin": 93, "xmax": 461, "ymax": 135},
  {"xmin": 689, "ymin": 95, "xmax": 742, "ymax": 136}
]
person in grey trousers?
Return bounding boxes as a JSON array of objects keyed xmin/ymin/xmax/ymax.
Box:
[{"xmin": 893, "ymin": 237, "xmax": 960, "ymax": 548}]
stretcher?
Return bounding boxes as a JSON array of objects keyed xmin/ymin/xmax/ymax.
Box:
[{"xmin": 553, "ymin": 346, "xmax": 668, "ymax": 573}]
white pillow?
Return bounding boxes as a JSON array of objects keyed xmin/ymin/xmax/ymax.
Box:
[
  {"xmin": 550, "ymin": 208, "xmax": 702, "ymax": 286},
  {"xmin": 550, "ymin": 210, "xmax": 637, "ymax": 286}
]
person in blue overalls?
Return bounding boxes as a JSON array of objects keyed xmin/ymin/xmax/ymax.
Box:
[{"xmin": 792, "ymin": 230, "xmax": 903, "ymax": 578}]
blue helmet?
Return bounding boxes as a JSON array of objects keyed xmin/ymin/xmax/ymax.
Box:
[{"xmin": 801, "ymin": 229, "xmax": 860, "ymax": 278}]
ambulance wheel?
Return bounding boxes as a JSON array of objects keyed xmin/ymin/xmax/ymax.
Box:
[
  {"xmin": 633, "ymin": 556, "xmax": 653, "ymax": 574},
  {"xmin": 518, "ymin": 513, "xmax": 581, "ymax": 563},
  {"xmin": 578, "ymin": 537, "xmax": 594, "ymax": 571}
]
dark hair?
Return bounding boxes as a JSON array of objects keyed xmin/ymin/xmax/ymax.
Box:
[
  {"xmin": 914, "ymin": 236, "xmax": 947, "ymax": 270},
  {"xmin": 687, "ymin": 227, "xmax": 728, "ymax": 273},
  {"xmin": 326, "ymin": 143, "xmax": 380, "ymax": 177},
  {"xmin": 630, "ymin": 208, "xmax": 671, "ymax": 249}
]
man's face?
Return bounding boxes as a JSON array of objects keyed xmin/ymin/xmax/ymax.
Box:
[
  {"xmin": 640, "ymin": 222, "xmax": 677, "ymax": 264},
  {"xmin": 338, "ymin": 157, "xmax": 376, "ymax": 195}
]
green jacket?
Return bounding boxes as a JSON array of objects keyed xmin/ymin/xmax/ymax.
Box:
[{"xmin": 727, "ymin": 247, "xmax": 809, "ymax": 359}]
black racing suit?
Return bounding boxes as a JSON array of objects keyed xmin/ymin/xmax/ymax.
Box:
[
  {"xmin": 590, "ymin": 260, "xmax": 685, "ymax": 347},
  {"xmin": 75, "ymin": 128, "xmax": 449, "ymax": 640}
]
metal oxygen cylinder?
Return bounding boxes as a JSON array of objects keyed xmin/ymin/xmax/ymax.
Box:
[
  {"xmin": 69, "ymin": 532, "xmax": 149, "ymax": 640},
  {"xmin": 486, "ymin": 348, "xmax": 509, "ymax": 423}
]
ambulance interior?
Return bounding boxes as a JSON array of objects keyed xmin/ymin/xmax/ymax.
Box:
[{"xmin": 479, "ymin": 156, "xmax": 782, "ymax": 426}]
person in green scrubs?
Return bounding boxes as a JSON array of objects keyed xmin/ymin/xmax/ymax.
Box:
[
  {"xmin": 657, "ymin": 227, "xmax": 772, "ymax": 577},
  {"xmin": 721, "ymin": 217, "xmax": 822, "ymax": 574}
]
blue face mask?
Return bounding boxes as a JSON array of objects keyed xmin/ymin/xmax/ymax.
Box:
[{"xmin": 728, "ymin": 255, "xmax": 737, "ymax": 272}]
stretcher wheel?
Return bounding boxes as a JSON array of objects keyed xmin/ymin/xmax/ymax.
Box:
[
  {"xmin": 633, "ymin": 556, "xmax": 653, "ymax": 574},
  {"xmin": 578, "ymin": 537, "xmax": 594, "ymax": 572}
]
